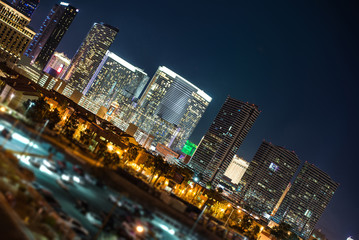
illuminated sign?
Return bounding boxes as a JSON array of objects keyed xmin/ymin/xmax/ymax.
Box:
[
  {"xmin": 269, "ymin": 162, "xmax": 279, "ymax": 172},
  {"xmin": 57, "ymin": 64, "xmax": 64, "ymax": 73},
  {"xmin": 181, "ymin": 140, "xmax": 197, "ymax": 156}
]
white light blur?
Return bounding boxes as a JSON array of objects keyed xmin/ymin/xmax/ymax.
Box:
[
  {"xmin": 18, "ymin": 155, "xmax": 30, "ymax": 165},
  {"xmin": 158, "ymin": 223, "xmax": 175, "ymax": 235},
  {"xmin": 73, "ymin": 176, "xmax": 80, "ymax": 183},
  {"xmin": 39, "ymin": 165, "xmax": 53, "ymax": 175},
  {"xmin": 61, "ymin": 174, "xmax": 70, "ymax": 181},
  {"xmin": 12, "ymin": 133, "xmax": 38, "ymax": 149},
  {"xmin": 43, "ymin": 160, "xmax": 52, "ymax": 168}
]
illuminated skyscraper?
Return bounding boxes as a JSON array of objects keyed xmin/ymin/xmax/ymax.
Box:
[
  {"xmin": 84, "ymin": 50, "xmax": 149, "ymax": 108},
  {"xmin": 131, "ymin": 66, "xmax": 211, "ymax": 150},
  {"xmin": 11, "ymin": 0, "xmax": 39, "ymax": 18},
  {"xmin": 189, "ymin": 96, "xmax": 260, "ymax": 185},
  {"xmin": 239, "ymin": 141, "xmax": 301, "ymax": 215},
  {"xmin": 63, "ymin": 22, "xmax": 118, "ymax": 93},
  {"xmin": 0, "ymin": 1, "xmax": 35, "ymax": 62},
  {"xmin": 25, "ymin": 2, "xmax": 78, "ymax": 70},
  {"xmin": 272, "ymin": 162, "xmax": 339, "ymax": 239}
]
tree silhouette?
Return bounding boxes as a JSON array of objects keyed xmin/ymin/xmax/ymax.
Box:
[
  {"xmin": 240, "ymin": 214, "xmax": 253, "ymax": 232},
  {"xmin": 46, "ymin": 108, "xmax": 61, "ymax": 130},
  {"xmin": 270, "ymin": 222, "xmax": 292, "ymax": 239}
]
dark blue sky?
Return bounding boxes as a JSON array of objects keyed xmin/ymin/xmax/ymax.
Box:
[{"xmin": 30, "ymin": 0, "xmax": 359, "ymax": 238}]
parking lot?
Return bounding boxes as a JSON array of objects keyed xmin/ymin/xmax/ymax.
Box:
[{"xmin": 0, "ymin": 118, "xmax": 184, "ymax": 240}]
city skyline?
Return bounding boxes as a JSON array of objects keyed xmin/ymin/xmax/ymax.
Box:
[
  {"xmin": 25, "ymin": 2, "xmax": 78, "ymax": 70},
  {"xmin": 11, "ymin": 0, "xmax": 359, "ymax": 238}
]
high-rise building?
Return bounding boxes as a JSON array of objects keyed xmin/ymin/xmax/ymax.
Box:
[
  {"xmin": 43, "ymin": 51, "xmax": 71, "ymax": 78},
  {"xmin": 25, "ymin": 2, "xmax": 78, "ymax": 70},
  {"xmin": 223, "ymin": 155, "xmax": 249, "ymax": 185},
  {"xmin": 272, "ymin": 162, "xmax": 339, "ymax": 239},
  {"xmin": 189, "ymin": 96, "xmax": 260, "ymax": 185},
  {"xmin": 63, "ymin": 22, "xmax": 119, "ymax": 93},
  {"xmin": 130, "ymin": 66, "xmax": 211, "ymax": 150},
  {"xmin": 0, "ymin": 1, "xmax": 35, "ymax": 62},
  {"xmin": 239, "ymin": 141, "xmax": 301, "ymax": 216},
  {"xmin": 11, "ymin": 0, "xmax": 39, "ymax": 18},
  {"xmin": 83, "ymin": 50, "xmax": 149, "ymax": 108}
]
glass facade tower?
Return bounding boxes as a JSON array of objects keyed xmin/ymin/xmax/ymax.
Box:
[
  {"xmin": 130, "ymin": 66, "xmax": 211, "ymax": 150},
  {"xmin": 189, "ymin": 96, "xmax": 260, "ymax": 185},
  {"xmin": 25, "ymin": 2, "xmax": 78, "ymax": 70},
  {"xmin": 239, "ymin": 141, "xmax": 301, "ymax": 216},
  {"xmin": 11, "ymin": 0, "xmax": 39, "ymax": 18},
  {"xmin": 63, "ymin": 22, "xmax": 118, "ymax": 93},
  {"xmin": 84, "ymin": 50, "xmax": 149, "ymax": 108},
  {"xmin": 272, "ymin": 162, "xmax": 339, "ymax": 239}
]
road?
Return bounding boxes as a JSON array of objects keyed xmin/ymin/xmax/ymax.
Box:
[{"xmin": 0, "ymin": 118, "xmax": 183, "ymax": 240}]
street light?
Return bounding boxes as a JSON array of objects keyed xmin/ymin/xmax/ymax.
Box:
[
  {"xmin": 24, "ymin": 101, "xmax": 35, "ymax": 116},
  {"xmin": 136, "ymin": 225, "xmax": 144, "ymax": 233}
]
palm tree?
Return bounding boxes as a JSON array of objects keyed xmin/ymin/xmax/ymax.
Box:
[
  {"xmin": 123, "ymin": 143, "xmax": 139, "ymax": 166},
  {"xmin": 148, "ymin": 155, "xmax": 171, "ymax": 186}
]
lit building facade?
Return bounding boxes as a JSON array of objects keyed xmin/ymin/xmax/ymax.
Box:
[
  {"xmin": 272, "ymin": 162, "xmax": 339, "ymax": 239},
  {"xmin": 11, "ymin": 0, "xmax": 39, "ymax": 18},
  {"xmin": 83, "ymin": 50, "xmax": 149, "ymax": 108},
  {"xmin": 223, "ymin": 155, "xmax": 249, "ymax": 185},
  {"xmin": 43, "ymin": 52, "xmax": 71, "ymax": 78},
  {"xmin": 130, "ymin": 66, "xmax": 211, "ymax": 150},
  {"xmin": 0, "ymin": 1, "xmax": 35, "ymax": 62},
  {"xmin": 189, "ymin": 96, "xmax": 260, "ymax": 186},
  {"xmin": 63, "ymin": 22, "xmax": 118, "ymax": 93},
  {"xmin": 25, "ymin": 2, "xmax": 78, "ymax": 70},
  {"xmin": 239, "ymin": 141, "xmax": 301, "ymax": 216}
]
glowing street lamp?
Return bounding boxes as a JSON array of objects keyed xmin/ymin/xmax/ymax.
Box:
[{"xmin": 136, "ymin": 225, "xmax": 144, "ymax": 233}]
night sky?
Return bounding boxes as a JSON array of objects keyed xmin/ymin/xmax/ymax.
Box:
[{"xmin": 28, "ymin": 0, "xmax": 359, "ymax": 239}]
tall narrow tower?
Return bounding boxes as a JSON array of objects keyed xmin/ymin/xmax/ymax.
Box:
[
  {"xmin": 189, "ymin": 96, "xmax": 260, "ymax": 185},
  {"xmin": 272, "ymin": 162, "xmax": 339, "ymax": 239},
  {"xmin": 25, "ymin": 2, "xmax": 78, "ymax": 70},
  {"xmin": 239, "ymin": 141, "xmax": 301, "ymax": 215},
  {"xmin": 63, "ymin": 22, "xmax": 118, "ymax": 93},
  {"xmin": 11, "ymin": 0, "xmax": 39, "ymax": 18}
]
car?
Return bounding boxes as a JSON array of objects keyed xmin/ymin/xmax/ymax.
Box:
[
  {"xmin": 73, "ymin": 165, "xmax": 84, "ymax": 176},
  {"xmin": 42, "ymin": 159, "xmax": 57, "ymax": 172},
  {"xmin": 29, "ymin": 157, "xmax": 42, "ymax": 168},
  {"xmin": 31, "ymin": 182, "xmax": 43, "ymax": 190},
  {"xmin": 57, "ymin": 160, "xmax": 67, "ymax": 171},
  {"xmin": 60, "ymin": 174, "xmax": 73, "ymax": 184},
  {"xmin": 56, "ymin": 178, "xmax": 69, "ymax": 191},
  {"xmin": 58, "ymin": 212, "xmax": 82, "ymax": 228},
  {"xmin": 84, "ymin": 173, "xmax": 97, "ymax": 185},
  {"xmin": 72, "ymin": 175, "xmax": 84, "ymax": 185},
  {"xmin": 75, "ymin": 199, "xmax": 89, "ymax": 214},
  {"xmin": 71, "ymin": 225, "xmax": 89, "ymax": 238},
  {"xmin": 1, "ymin": 128, "xmax": 12, "ymax": 140},
  {"xmin": 85, "ymin": 212, "xmax": 102, "ymax": 227},
  {"xmin": 108, "ymin": 194, "xmax": 122, "ymax": 207},
  {"xmin": 38, "ymin": 188, "xmax": 61, "ymax": 210}
]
